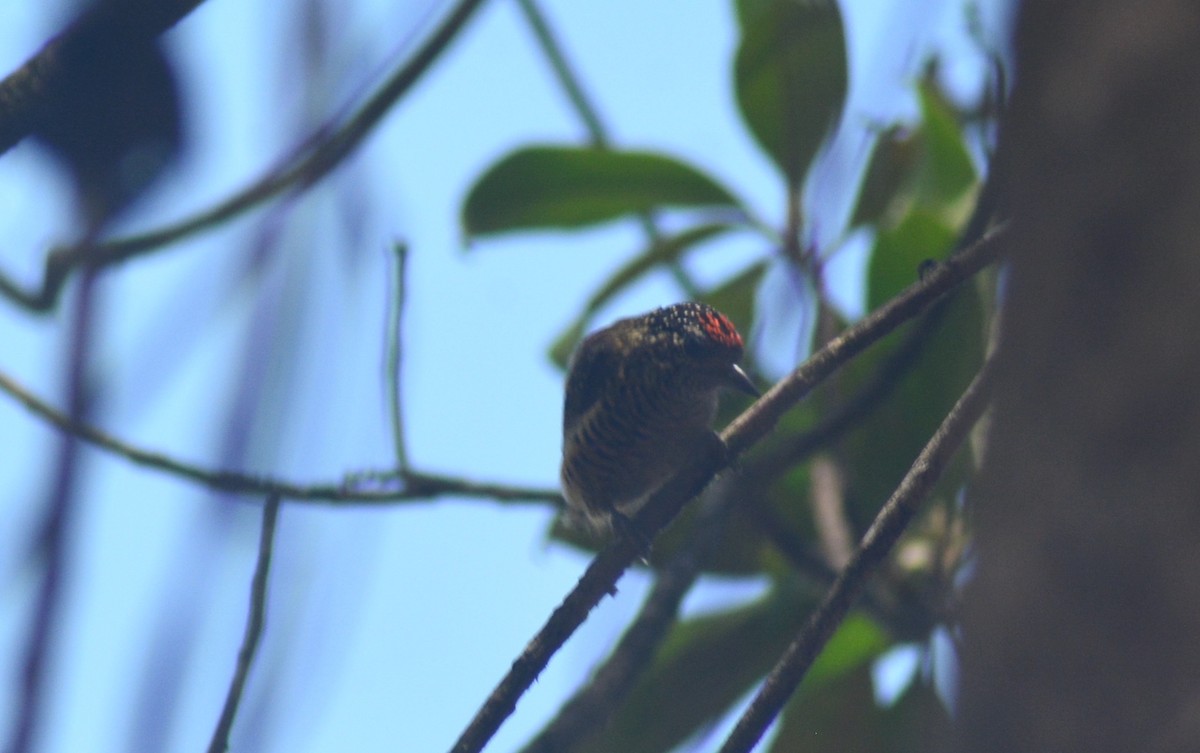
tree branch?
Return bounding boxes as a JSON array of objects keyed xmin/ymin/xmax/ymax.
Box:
[
  {"xmin": 717, "ymin": 355, "xmax": 997, "ymax": 753},
  {"xmin": 206, "ymin": 494, "xmax": 281, "ymax": 753},
  {"xmin": 0, "ymin": 368, "xmax": 560, "ymax": 505},
  {"xmin": 447, "ymin": 224, "xmax": 1006, "ymax": 753},
  {"xmin": 521, "ymin": 491, "xmax": 734, "ymax": 752},
  {"xmin": 386, "ymin": 241, "xmax": 411, "ymax": 469},
  {"xmin": 0, "ymin": 0, "xmax": 490, "ymax": 313}
]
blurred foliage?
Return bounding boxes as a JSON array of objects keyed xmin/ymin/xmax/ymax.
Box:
[
  {"xmin": 31, "ymin": 9, "xmax": 183, "ymax": 225},
  {"xmin": 733, "ymin": 0, "xmax": 847, "ymax": 190},
  {"xmin": 460, "ymin": 0, "xmax": 995, "ymax": 749}
]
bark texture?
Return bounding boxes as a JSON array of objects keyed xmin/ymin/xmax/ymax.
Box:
[{"xmin": 957, "ymin": 2, "xmax": 1200, "ymax": 752}]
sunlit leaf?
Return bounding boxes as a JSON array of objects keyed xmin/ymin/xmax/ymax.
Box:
[
  {"xmin": 914, "ymin": 84, "xmax": 976, "ymax": 209},
  {"xmin": 849, "ymin": 81, "xmax": 979, "ymax": 232},
  {"xmin": 734, "ymin": 0, "xmax": 847, "ymax": 188},
  {"xmin": 804, "ymin": 614, "xmax": 890, "ymax": 687},
  {"xmin": 462, "ymin": 146, "xmax": 741, "ymax": 237}
]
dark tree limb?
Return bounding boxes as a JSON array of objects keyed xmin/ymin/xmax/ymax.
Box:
[
  {"xmin": 520, "ymin": 492, "xmax": 734, "ymax": 753},
  {"xmin": 957, "ymin": 3, "xmax": 1200, "ymax": 752}
]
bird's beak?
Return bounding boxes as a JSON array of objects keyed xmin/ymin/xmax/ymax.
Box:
[{"xmin": 728, "ymin": 364, "xmax": 761, "ymax": 397}]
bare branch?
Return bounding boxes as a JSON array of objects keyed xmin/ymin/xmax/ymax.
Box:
[
  {"xmin": 717, "ymin": 355, "xmax": 997, "ymax": 753},
  {"xmin": 447, "ymin": 224, "xmax": 1006, "ymax": 753},
  {"xmin": 386, "ymin": 241, "xmax": 411, "ymax": 469},
  {"xmin": 0, "ymin": 369, "xmax": 560, "ymax": 505},
  {"xmin": 521, "ymin": 490, "xmax": 733, "ymax": 753},
  {"xmin": 206, "ymin": 494, "xmax": 281, "ymax": 753},
  {"xmin": 0, "ymin": 0, "xmax": 490, "ymax": 313},
  {"xmin": 516, "ymin": 0, "xmax": 607, "ymax": 147}
]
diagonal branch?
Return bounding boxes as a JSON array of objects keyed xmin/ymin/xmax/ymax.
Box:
[
  {"xmin": 447, "ymin": 223, "xmax": 1006, "ymax": 753},
  {"xmin": 0, "ymin": 368, "xmax": 560, "ymax": 505},
  {"xmin": 717, "ymin": 355, "xmax": 997, "ymax": 753},
  {"xmin": 206, "ymin": 494, "xmax": 281, "ymax": 753},
  {"xmin": 520, "ymin": 491, "xmax": 734, "ymax": 753}
]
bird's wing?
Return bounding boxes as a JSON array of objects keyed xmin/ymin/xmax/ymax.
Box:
[{"xmin": 563, "ymin": 330, "xmax": 622, "ymax": 435}]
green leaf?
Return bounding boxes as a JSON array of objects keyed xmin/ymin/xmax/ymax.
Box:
[
  {"xmin": 840, "ymin": 210, "xmax": 983, "ymax": 526},
  {"xmin": 548, "ymin": 223, "xmax": 736, "ymax": 368},
  {"xmin": 734, "ymin": 0, "xmax": 848, "ymax": 188},
  {"xmin": 849, "ymin": 81, "xmax": 979, "ymax": 232},
  {"xmin": 848, "ymin": 126, "xmax": 922, "ymax": 229},
  {"xmin": 914, "ymin": 82, "xmax": 977, "ymax": 214},
  {"xmin": 804, "ymin": 614, "xmax": 890, "ymax": 687},
  {"xmin": 867, "ymin": 211, "xmax": 957, "ymax": 310},
  {"xmin": 735, "ymin": 0, "xmax": 772, "ymax": 28},
  {"xmin": 462, "ymin": 146, "xmax": 741, "ymax": 237}
]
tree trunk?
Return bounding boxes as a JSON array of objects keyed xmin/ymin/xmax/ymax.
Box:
[{"xmin": 957, "ymin": 2, "xmax": 1200, "ymax": 752}]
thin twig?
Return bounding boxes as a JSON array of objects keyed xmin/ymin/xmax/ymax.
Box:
[
  {"xmin": 8, "ymin": 269, "xmax": 99, "ymax": 753},
  {"xmin": 206, "ymin": 494, "xmax": 282, "ymax": 753},
  {"xmin": 0, "ymin": 0, "xmax": 490, "ymax": 312},
  {"xmin": 717, "ymin": 355, "xmax": 997, "ymax": 753},
  {"xmin": 515, "ymin": 0, "xmax": 607, "ymax": 147},
  {"xmin": 386, "ymin": 241, "xmax": 410, "ymax": 470},
  {"xmin": 0, "ymin": 368, "xmax": 559, "ymax": 504},
  {"xmin": 447, "ymin": 224, "xmax": 1006, "ymax": 753}
]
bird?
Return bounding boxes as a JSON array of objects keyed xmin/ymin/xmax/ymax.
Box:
[{"xmin": 560, "ymin": 302, "xmax": 759, "ymax": 539}]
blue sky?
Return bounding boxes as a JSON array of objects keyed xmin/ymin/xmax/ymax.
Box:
[{"xmin": 0, "ymin": 1, "xmax": 1009, "ymax": 750}]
